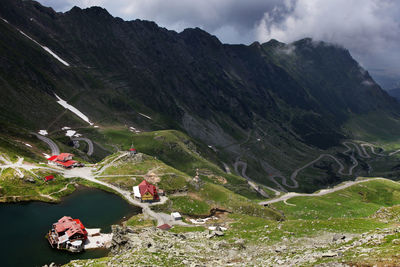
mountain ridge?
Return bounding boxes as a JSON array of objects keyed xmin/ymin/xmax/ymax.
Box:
[{"xmin": 1, "ymin": 0, "xmax": 400, "ymax": 191}]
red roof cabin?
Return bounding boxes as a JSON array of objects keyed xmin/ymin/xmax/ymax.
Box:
[
  {"xmin": 57, "ymin": 153, "xmax": 73, "ymax": 162},
  {"xmin": 157, "ymin": 224, "xmax": 172, "ymax": 231},
  {"xmin": 47, "ymin": 153, "xmax": 79, "ymax": 169},
  {"xmin": 129, "ymin": 148, "xmax": 137, "ymax": 155},
  {"xmin": 138, "ymin": 180, "xmax": 159, "ymax": 202},
  {"xmin": 44, "ymin": 175, "xmax": 54, "ymax": 182},
  {"xmin": 52, "ymin": 216, "xmax": 88, "ymax": 241}
]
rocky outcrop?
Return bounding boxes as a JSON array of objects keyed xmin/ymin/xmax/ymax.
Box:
[{"xmin": 67, "ymin": 224, "xmax": 400, "ymax": 266}]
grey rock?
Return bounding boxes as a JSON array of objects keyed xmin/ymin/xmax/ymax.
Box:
[
  {"xmin": 24, "ymin": 177, "xmax": 36, "ymax": 183},
  {"xmin": 322, "ymin": 251, "xmax": 338, "ymax": 257},
  {"xmin": 275, "ymin": 245, "xmax": 287, "ymax": 253},
  {"xmin": 214, "ymin": 231, "xmax": 224, "ymax": 236},
  {"xmin": 392, "ymin": 239, "xmax": 400, "ymax": 245},
  {"xmin": 332, "ymin": 234, "xmax": 346, "ymax": 242}
]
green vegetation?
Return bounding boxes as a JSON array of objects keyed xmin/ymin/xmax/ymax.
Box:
[
  {"xmin": 151, "ymin": 181, "xmax": 282, "ymax": 219},
  {"xmin": 125, "ymin": 214, "xmax": 155, "ymax": 228},
  {"xmin": 169, "ymin": 196, "xmax": 211, "ymax": 216},
  {"xmin": 170, "ymin": 225, "xmax": 205, "ymax": 233},
  {"xmin": 345, "ymin": 112, "xmax": 400, "ymax": 144},
  {"xmin": 101, "ymin": 129, "xmax": 263, "ymax": 199},
  {"xmin": 223, "ymin": 213, "xmax": 387, "ymax": 244},
  {"xmin": 97, "ymin": 176, "xmax": 138, "ymax": 191},
  {"xmin": 97, "ymin": 153, "xmax": 189, "ymax": 193},
  {"xmin": 272, "ymin": 179, "xmax": 400, "ymax": 220},
  {"xmin": 0, "ymin": 169, "xmax": 75, "ymax": 202}
]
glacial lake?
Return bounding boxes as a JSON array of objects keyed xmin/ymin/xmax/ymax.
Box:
[{"xmin": 0, "ymin": 186, "xmax": 141, "ymax": 267}]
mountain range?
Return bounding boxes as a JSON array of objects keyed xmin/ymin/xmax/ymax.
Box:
[{"xmin": 1, "ymin": 0, "xmax": 400, "ymax": 192}]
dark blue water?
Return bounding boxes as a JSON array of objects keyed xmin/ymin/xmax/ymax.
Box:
[{"xmin": 0, "ymin": 187, "xmax": 140, "ymax": 267}]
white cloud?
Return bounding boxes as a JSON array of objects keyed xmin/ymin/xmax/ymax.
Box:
[{"xmin": 255, "ymin": 0, "xmax": 400, "ymax": 87}]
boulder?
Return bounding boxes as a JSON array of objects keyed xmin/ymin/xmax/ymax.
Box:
[
  {"xmin": 214, "ymin": 231, "xmax": 224, "ymax": 236},
  {"xmin": 24, "ymin": 177, "xmax": 36, "ymax": 183},
  {"xmin": 275, "ymin": 245, "xmax": 287, "ymax": 253},
  {"xmin": 392, "ymin": 239, "xmax": 400, "ymax": 245},
  {"xmin": 332, "ymin": 234, "xmax": 346, "ymax": 242}
]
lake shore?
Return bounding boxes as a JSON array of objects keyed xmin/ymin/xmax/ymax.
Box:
[{"xmin": 0, "ymin": 186, "xmax": 140, "ymax": 267}]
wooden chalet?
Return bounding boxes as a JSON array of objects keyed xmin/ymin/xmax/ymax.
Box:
[{"xmin": 133, "ymin": 180, "xmax": 160, "ymax": 202}]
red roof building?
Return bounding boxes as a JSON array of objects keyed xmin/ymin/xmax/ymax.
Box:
[
  {"xmin": 138, "ymin": 180, "xmax": 159, "ymax": 202},
  {"xmin": 44, "ymin": 175, "xmax": 54, "ymax": 182},
  {"xmin": 47, "ymin": 155, "xmax": 58, "ymax": 161},
  {"xmin": 157, "ymin": 224, "xmax": 172, "ymax": 230},
  {"xmin": 57, "ymin": 153, "xmax": 73, "ymax": 162},
  {"xmin": 47, "ymin": 153, "xmax": 78, "ymax": 169},
  {"xmin": 53, "ymin": 216, "xmax": 87, "ymax": 240}
]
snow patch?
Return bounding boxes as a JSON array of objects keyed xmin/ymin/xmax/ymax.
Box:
[
  {"xmin": 25, "ymin": 143, "xmax": 32, "ymax": 148},
  {"xmin": 129, "ymin": 127, "xmax": 141, "ymax": 133},
  {"xmin": 93, "ymin": 125, "xmax": 99, "ymax": 128},
  {"xmin": 42, "ymin": 46, "xmax": 70, "ymax": 66},
  {"xmin": 74, "ymin": 133, "xmax": 82, "ymax": 137},
  {"xmin": 43, "ymin": 153, "xmax": 50, "ymax": 158},
  {"xmin": 55, "ymin": 94, "xmax": 93, "ymax": 125},
  {"xmin": 38, "ymin": 130, "xmax": 48, "ymax": 136},
  {"xmin": 62, "ymin": 126, "xmax": 71, "ymax": 130},
  {"xmin": 17, "ymin": 30, "xmax": 69, "ymax": 66},
  {"xmin": 362, "ymin": 80, "xmax": 374, "ymax": 86},
  {"xmin": 65, "ymin": 130, "xmax": 76, "ymax": 137},
  {"xmin": 138, "ymin": 113, "xmax": 152, "ymax": 120}
]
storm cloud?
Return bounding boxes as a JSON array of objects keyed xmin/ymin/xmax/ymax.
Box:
[{"xmin": 37, "ymin": 0, "xmax": 400, "ymax": 89}]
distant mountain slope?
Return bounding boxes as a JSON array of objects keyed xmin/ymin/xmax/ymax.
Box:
[
  {"xmin": 1, "ymin": 0, "xmax": 400, "ymax": 191},
  {"xmin": 388, "ymin": 88, "xmax": 400, "ymax": 101}
]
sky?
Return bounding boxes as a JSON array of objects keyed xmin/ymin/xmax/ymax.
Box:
[{"xmin": 37, "ymin": 0, "xmax": 400, "ymax": 89}]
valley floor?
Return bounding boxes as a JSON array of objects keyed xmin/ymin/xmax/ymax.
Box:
[{"xmin": 3, "ymin": 133, "xmax": 400, "ymax": 266}]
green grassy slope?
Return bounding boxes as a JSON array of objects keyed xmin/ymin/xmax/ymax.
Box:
[
  {"xmin": 272, "ymin": 179, "xmax": 400, "ymax": 220},
  {"xmin": 95, "ymin": 150, "xmax": 281, "ymax": 220}
]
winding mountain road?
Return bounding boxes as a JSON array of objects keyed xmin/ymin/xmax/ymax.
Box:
[
  {"xmin": 234, "ymin": 159, "xmax": 280, "ymax": 197},
  {"xmin": 71, "ymin": 137, "xmax": 94, "ymax": 156},
  {"xmin": 238, "ymin": 140, "xmax": 399, "ymax": 196},
  {"xmin": 265, "ymin": 142, "xmax": 371, "ymax": 191},
  {"xmin": 259, "ymin": 177, "xmax": 397, "ymax": 206},
  {"xmin": 32, "ymin": 133, "xmax": 60, "ymax": 155}
]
